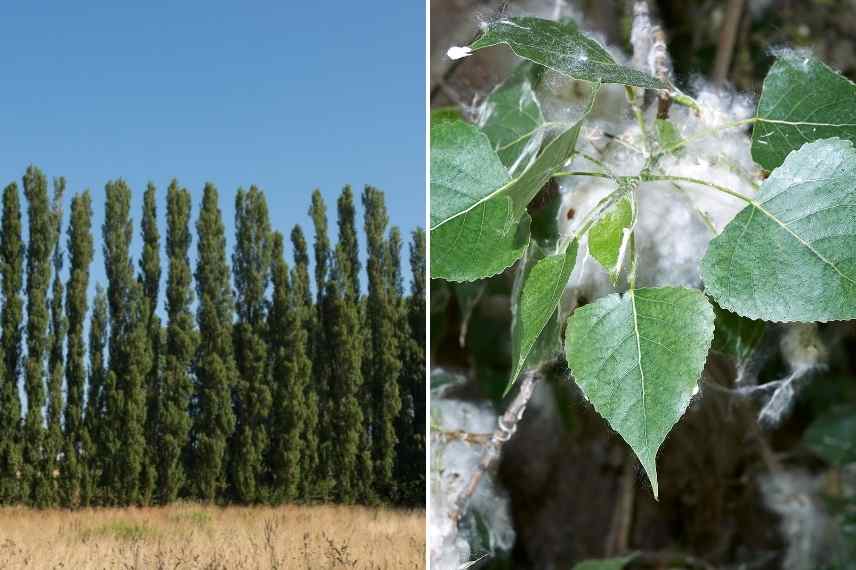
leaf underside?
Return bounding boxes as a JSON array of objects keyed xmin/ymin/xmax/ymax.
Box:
[
  {"xmin": 509, "ymin": 239, "xmax": 579, "ymax": 390},
  {"xmin": 751, "ymin": 51, "xmax": 856, "ymax": 171},
  {"xmin": 702, "ymin": 137, "xmax": 856, "ymax": 322},
  {"xmin": 470, "ymin": 17, "xmax": 664, "ymax": 89},
  {"xmin": 480, "ymin": 66, "xmax": 544, "ymax": 174},
  {"xmin": 565, "ymin": 287, "xmax": 714, "ymax": 498}
]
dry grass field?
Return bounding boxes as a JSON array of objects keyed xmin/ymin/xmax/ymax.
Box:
[{"xmin": 0, "ymin": 502, "xmax": 425, "ymax": 569}]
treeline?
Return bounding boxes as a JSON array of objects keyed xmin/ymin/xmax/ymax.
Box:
[{"xmin": 0, "ymin": 167, "xmax": 425, "ymax": 508}]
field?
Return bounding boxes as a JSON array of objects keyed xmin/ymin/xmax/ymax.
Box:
[{"xmin": 0, "ymin": 502, "xmax": 425, "ymax": 569}]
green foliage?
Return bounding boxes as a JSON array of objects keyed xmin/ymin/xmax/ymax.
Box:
[
  {"xmin": 139, "ymin": 182, "xmax": 161, "ymax": 505},
  {"xmin": 751, "ymin": 51, "xmax": 856, "ymax": 171},
  {"xmin": 565, "ymin": 288, "xmax": 714, "ymax": 497},
  {"xmin": 711, "ymin": 304, "xmax": 764, "ymax": 361},
  {"xmin": 363, "ymin": 187, "xmax": 402, "ymax": 500},
  {"xmin": 587, "ymin": 195, "xmax": 632, "ymax": 283},
  {"xmin": 102, "ymin": 181, "xmax": 151, "ymax": 505},
  {"xmin": 289, "ymin": 225, "xmax": 319, "ymax": 502},
  {"xmin": 804, "ymin": 406, "xmax": 856, "ymax": 466},
  {"xmin": 45, "ymin": 178, "xmax": 65, "ymax": 507},
  {"xmin": 83, "ymin": 286, "xmax": 108, "ymax": 505},
  {"xmin": 268, "ymin": 232, "xmax": 304, "ymax": 502},
  {"xmin": 468, "ymin": 17, "xmax": 664, "ymax": 88},
  {"xmin": 479, "ymin": 66, "xmax": 544, "ymax": 174},
  {"xmin": 509, "ymin": 239, "xmax": 578, "ymax": 389},
  {"xmin": 193, "ymin": 184, "xmax": 237, "ymax": 502},
  {"xmin": 0, "ymin": 183, "xmax": 23, "ymax": 504},
  {"xmin": 62, "ymin": 191, "xmax": 93, "ymax": 507},
  {"xmin": 231, "ymin": 186, "xmax": 273, "ymax": 503},
  {"xmin": 22, "ymin": 166, "xmax": 53, "ymax": 507},
  {"xmin": 702, "ymin": 138, "xmax": 856, "ymax": 322},
  {"xmin": 431, "ymin": 117, "xmax": 586, "ymax": 281},
  {"xmin": 160, "ymin": 181, "xmax": 194, "ymax": 504}
]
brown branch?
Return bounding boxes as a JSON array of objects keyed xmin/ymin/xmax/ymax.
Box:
[
  {"xmin": 605, "ymin": 450, "xmax": 637, "ymax": 555},
  {"xmin": 712, "ymin": 0, "xmax": 746, "ymax": 85},
  {"xmin": 450, "ymin": 368, "xmax": 539, "ymax": 524}
]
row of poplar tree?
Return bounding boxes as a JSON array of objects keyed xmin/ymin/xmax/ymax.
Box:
[{"xmin": 0, "ymin": 166, "xmax": 426, "ymax": 508}]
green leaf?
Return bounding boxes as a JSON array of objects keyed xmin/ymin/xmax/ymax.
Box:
[
  {"xmin": 509, "ymin": 239, "xmax": 579, "ymax": 390},
  {"xmin": 588, "ymin": 195, "xmax": 632, "ymax": 282},
  {"xmin": 480, "ymin": 67, "xmax": 544, "ymax": 175},
  {"xmin": 655, "ymin": 118, "xmax": 684, "ymax": 151},
  {"xmin": 565, "ymin": 287, "xmax": 714, "ymax": 498},
  {"xmin": 804, "ymin": 406, "xmax": 856, "ymax": 466},
  {"xmin": 469, "ymin": 17, "xmax": 664, "ymax": 89},
  {"xmin": 701, "ymin": 137, "xmax": 856, "ymax": 322},
  {"xmin": 430, "ymin": 119, "xmax": 511, "ymax": 229},
  {"xmin": 711, "ymin": 304, "xmax": 764, "ymax": 361},
  {"xmin": 431, "ymin": 117, "xmax": 586, "ymax": 282},
  {"xmin": 572, "ymin": 554, "xmax": 636, "ymax": 570},
  {"xmin": 752, "ymin": 51, "xmax": 856, "ymax": 171},
  {"xmin": 431, "ymin": 106, "xmax": 463, "ymax": 125}
]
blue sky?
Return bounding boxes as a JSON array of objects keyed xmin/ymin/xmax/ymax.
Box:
[{"xmin": 0, "ymin": 1, "xmax": 425, "ymax": 310}]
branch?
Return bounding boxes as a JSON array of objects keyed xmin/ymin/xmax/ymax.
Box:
[
  {"xmin": 450, "ymin": 368, "xmax": 540, "ymax": 524},
  {"xmin": 712, "ymin": 0, "xmax": 746, "ymax": 85}
]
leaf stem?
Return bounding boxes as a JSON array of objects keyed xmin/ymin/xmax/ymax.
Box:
[
  {"xmin": 553, "ymin": 170, "xmax": 614, "ymax": 180},
  {"xmin": 643, "ymin": 173, "xmax": 754, "ymax": 203},
  {"xmin": 653, "ymin": 117, "xmax": 758, "ymax": 157}
]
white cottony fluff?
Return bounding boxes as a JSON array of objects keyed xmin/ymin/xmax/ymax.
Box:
[
  {"xmin": 429, "ymin": 370, "xmax": 515, "ymax": 569},
  {"xmin": 759, "ymin": 469, "xmax": 836, "ymax": 570},
  {"xmin": 546, "ymin": 80, "xmax": 760, "ymax": 308},
  {"xmin": 447, "ymin": 46, "xmax": 473, "ymax": 60}
]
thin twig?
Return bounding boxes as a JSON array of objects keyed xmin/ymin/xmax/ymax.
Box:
[
  {"xmin": 449, "ymin": 369, "xmax": 540, "ymax": 523},
  {"xmin": 712, "ymin": 0, "xmax": 746, "ymax": 85},
  {"xmin": 605, "ymin": 450, "xmax": 637, "ymax": 555}
]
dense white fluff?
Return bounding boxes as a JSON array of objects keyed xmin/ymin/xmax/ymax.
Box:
[
  {"xmin": 547, "ymin": 81, "xmax": 759, "ymax": 310},
  {"xmin": 429, "ymin": 370, "xmax": 515, "ymax": 569}
]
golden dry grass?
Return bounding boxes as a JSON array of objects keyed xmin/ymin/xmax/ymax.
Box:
[{"xmin": 0, "ymin": 502, "xmax": 425, "ymax": 569}]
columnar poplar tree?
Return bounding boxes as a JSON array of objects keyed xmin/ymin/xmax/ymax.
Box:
[
  {"xmin": 22, "ymin": 166, "xmax": 54, "ymax": 506},
  {"xmin": 308, "ymin": 190, "xmax": 334, "ymax": 497},
  {"xmin": 331, "ymin": 187, "xmax": 368, "ymax": 503},
  {"xmin": 82, "ymin": 285, "xmax": 108, "ymax": 505},
  {"xmin": 159, "ymin": 181, "xmax": 194, "ymax": 503},
  {"xmin": 362, "ymin": 186, "xmax": 402, "ymax": 499},
  {"xmin": 138, "ymin": 183, "xmax": 161, "ymax": 504},
  {"xmin": 45, "ymin": 179, "xmax": 66, "ymax": 506},
  {"xmin": 103, "ymin": 181, "xmax": 150, "ymax": 505},
  {"xmin": 268, "ymin": 231, "xmax": 305, "ymax": 501},
  {"xmin": 290, "ymin": 225, "xmax": 319, "ymax": 500},
  {"xmin": 387, "ymin": 226, "xmax": 415, "ymax": 501},
  {"xmin": 193, "ymin": 184, "xmax": 237, "ymax": 501},
  {"xmin": 403, "ymin": 228, "xmax": 426, "ymax": 504},
  {"xmin": 62, "ymin": 191, "xmax": 93, "ymax": 507},
  {"xmin": 0, "ymin": 183, "xmax": 23, "ymax": 504},
  {"xmin": 231, "ymin": 187, "xmax": 272, "ymax": 503}
]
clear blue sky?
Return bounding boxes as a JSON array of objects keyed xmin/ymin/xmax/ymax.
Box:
[{"xmin": 0, "ymin": 1, "xmax": 425, "ymax": 311}]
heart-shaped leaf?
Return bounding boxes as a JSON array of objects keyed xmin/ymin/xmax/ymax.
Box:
[
  {"xmin": 565, "ymin": 287, "xmax": 714, "ymax": 498},
  {"xmin": 702, "ymin": 137, "xmax": 856, "ymax": 322},
  {"xmin": 468, "ymin": 17, "xmax": 664, "ymax": 89},
  {"xmin": 752, "ymin": 51, "xmax": 856, "ymax": 171}
]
